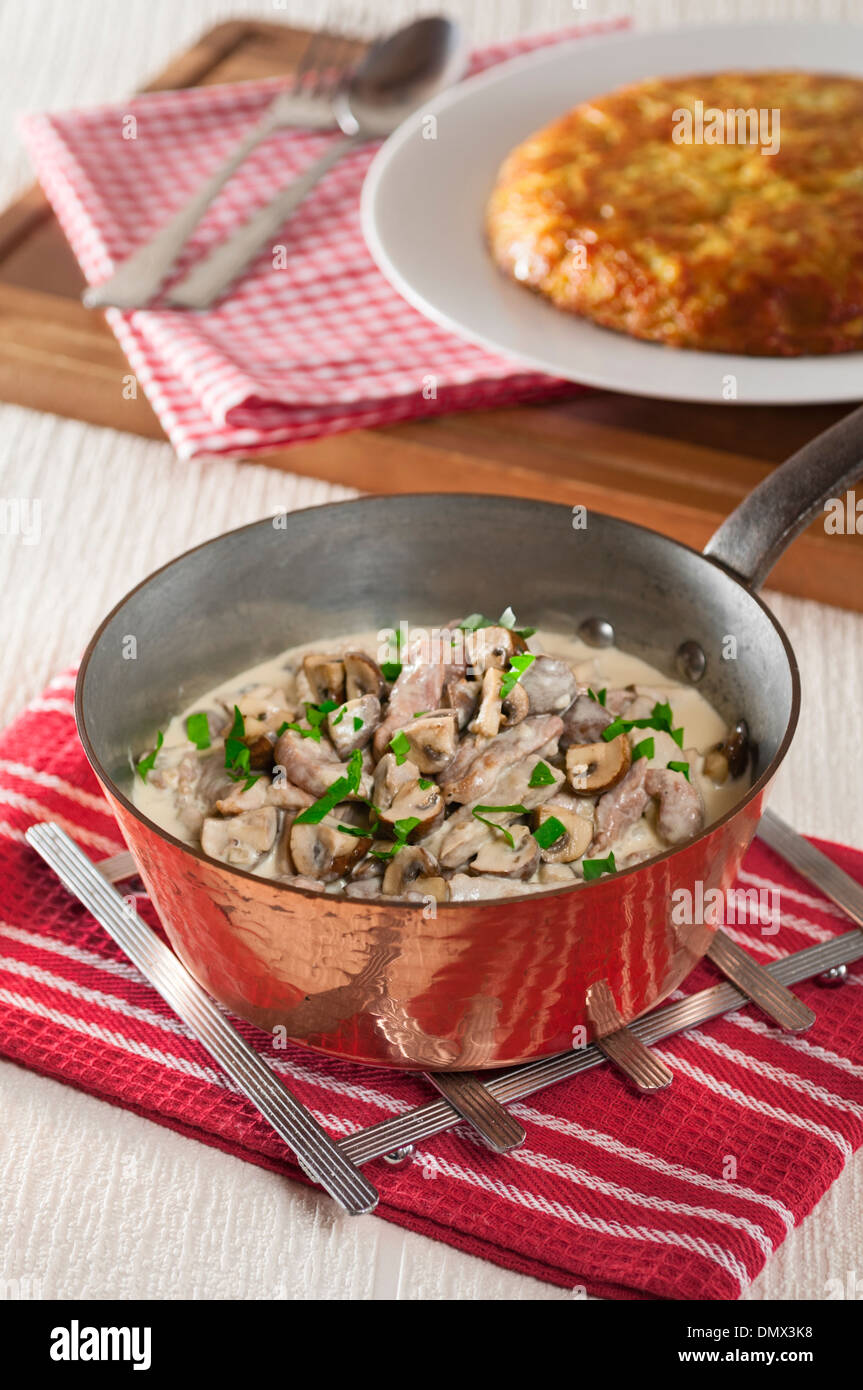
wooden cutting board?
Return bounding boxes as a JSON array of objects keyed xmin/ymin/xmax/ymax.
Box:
[{"xmin": 1, "ymin": 18, "xmax": 860, "ymax": 610}]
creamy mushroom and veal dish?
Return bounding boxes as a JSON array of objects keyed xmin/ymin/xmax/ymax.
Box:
[{"xmin": 132, "ymin": 616, "xmax": 751, "ymax": 902}]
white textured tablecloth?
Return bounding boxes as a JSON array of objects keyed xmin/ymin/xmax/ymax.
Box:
[{"xmin": 1, "ymin": 0, "xmax": 861, "ymax": 1302}]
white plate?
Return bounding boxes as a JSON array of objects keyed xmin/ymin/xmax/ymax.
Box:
[{"xmin": 361, "ymin": 24, "xmax": 863, "ymax": 406}]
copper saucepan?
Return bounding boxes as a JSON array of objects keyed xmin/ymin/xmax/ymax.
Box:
[{"xmin": 76, "ymin": 406, "xmax": 863, "ymax": 1069}]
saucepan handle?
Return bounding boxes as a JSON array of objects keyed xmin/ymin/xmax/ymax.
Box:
[{"xmin": 703, "ymin": 402, "xmax": 863, "ymax": 590}]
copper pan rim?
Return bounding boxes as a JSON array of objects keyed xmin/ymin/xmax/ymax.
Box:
[{"xmin": 75, "ymin": 491, "xmax": 802, "ymax": 911}]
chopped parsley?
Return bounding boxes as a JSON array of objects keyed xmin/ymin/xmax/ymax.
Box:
[
  {"xmin": 336, "ymin": 823, "xmax": 371, "ymax": 838},
  {"xmin": 528, "ymin": 760, "xmax": 555, "ymax": 788},
  {"xmin": 582, "ymin": 851, "xmax": 616, "ymax": 882},
  {"xmin": 458, "ymin": 608, "xmax": 536, "ymax": 640},
  {"xmin": 353, "ymin": 715, "xmax": 363, "ymax": 731},
  {"xmin": 276, "ymin": 720, "xmax": 290, "ymax": 737},
  {"xmin": 294, "ymin": 749, "xmax": 363, "ymax": 826},
  {"xmin": 389, "ymin": 730, "xmax": 411, "ymax": 765},
  {"xmin": 631, "ymin": 736, "xmax": 655, "ymax": 763},
  {"xmin": 186, "ymin": 712, "xmax": 211, "ymax": 751},
  {"xmin": 370, "ymin": 817, "xmax": 421, "ymax": 860},
  {"xmin": 500, "ymin": 652, "xmax": 535, "ymax": 700},
  {"xmin": 381, "ymin": 661, "xmax": 402, "ymax": 682},
  {"xmin": 587, "ymin": 687, "xmax": 607, "ymax": 706},
  {"xmin": 136, "ymin": 731, "xmax": 163, "ymax": 782},
  {"xmin": 224, "ymin": 706, "xmax": 252, "ymax": 779},
  {"xmin": 280, "ymin": 700, "xmax": 339, "ymax": 744},
  {"xmin": 470, "ymin": 802, "xmax": 527, "ymax": 849},
  {"xmin": 667, "ymin": 760, "xmax": 691, "ymax": 781},
  {"xmin": 602, "ymin": 700, "xmax": 684, "ymax": 746},
  {"xmin": 533, "ymin": 815, "xmax": 567, "ymax": 850},
  {"xmin": 418, "ymin": 777, "xmax": 433, "ymax": 790}
]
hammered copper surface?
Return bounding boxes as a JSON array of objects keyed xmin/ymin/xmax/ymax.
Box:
[{"xmin": 75, "ymin": 492, "xmax": 805, "ymax": 1071}]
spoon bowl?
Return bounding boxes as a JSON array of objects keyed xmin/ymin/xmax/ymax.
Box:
[{"xmin": 335, "ymin": 16, "xmax": 468, "ymax": 138}]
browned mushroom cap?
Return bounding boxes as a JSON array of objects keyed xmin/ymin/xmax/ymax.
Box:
[
  {"xmin": 465, "ymin": 626, "xmax": 526, "ymax": 673},
  {"xmin": 302, "ymin": 653, "xmax": 345, "ymax": 704},
  {"xmin": 469, "ymin": 668, "xmax": 504, "ymax": 738},
  {"xmin": 242, "ymin": 732, "xmax": 276, "ymax": 771},
  {"xmin": 501, "ymin": 680, "xmax": 529, "ymax": 729},
  {"xmin": 382, "ymin": 844, "xmax": 443, "ymax": 896},
  {"xmin": 344, "ymin": 651, "xmax": 386, "ymax": 701},
  {"xmin": 349, "ymin": 853, "xmax": 382, "ymax": 881},
  {"xmin": 377, "ymin": 777, "xmax": 444, "ymax": 837},
  {"xmin": 566, "ymin": 736, "xmax": 631, "ymax": 794},
  {"xmin": 704, "ymin": 720, "xmax": 751, "ymax": 784},
  {"xmin": 398, "ymin": 709, "xmax": 459, "ymax": 774},
  {"xmin": 532, "ymin": 805, "xmax": 593, "ymax": 863},
  {"xmin": 443, "ymin": 677, "xmax": 480, "ymax": 730},
  {"xmin": 469, "ymin": 824, "xmax": 539, "ymax": 880},
  {"xmin": 289, "ymin": 817, "xmax": 371, "ymax": 881},
  {"xmin": 327, "ymin": 694, "xmax": 381, "ymax": 759},
  {"xmin": 201, "ymin": 807, "xmax": 279, "ymax": 869}
]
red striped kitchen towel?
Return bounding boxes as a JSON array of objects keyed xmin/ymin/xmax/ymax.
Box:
[
  {"xmin": 17, "ymin": 23, "xmax": 624, "ymax": 463},
  {"xmin": 1, "ymin": 669, "xmax": 862, "ymax": 1300}
]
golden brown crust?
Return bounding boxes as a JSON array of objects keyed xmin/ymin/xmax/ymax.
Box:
[{"xmin": 486, "ymin": 71, "xmax": 863, "ymax": 356}]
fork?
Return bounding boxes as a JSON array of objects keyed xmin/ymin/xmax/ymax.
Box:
[
  {"xmin": 26, "ymin": 822, "xmax": 379, "ymax": 1215},
  {"xmin": 83, "ymin": 30, "xmax": 356, "ymax": 311}
]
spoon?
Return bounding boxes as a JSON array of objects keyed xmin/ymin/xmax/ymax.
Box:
[{"xmin": 164, "ymin": 16, "xmax": 467, "ymax": 310}]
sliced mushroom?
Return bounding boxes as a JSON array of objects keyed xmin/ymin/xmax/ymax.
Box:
[
  {"xmin": 290, "ymin": 817, "xmax": 371, "ymax": 881},
  {"xmin": 327, "ymin": 694, "xmax": 381, "ymax": 758},
  {"xmin": 382, "ymin": 844, "xmax": 441, "ymax": 896},
  {"xmin": 377, "ymin": 776, "xmax": 444, "ymax": 837},
  {"xmin": 469, "ymin": 824, "xmax": 539, "ymax": 880},
  {"xmin": 344, "ymin": 651, "xmax": 386, "ymax": 701},
  {"xmin": 349, "ymin": 853, "xmax": 382, "ymax": 881},
  {"xmin": 465, "ymin": 626, "xmax": 525, "ymax": 673},
  {"xmin": 520, "ymin": 655, "xmax": 578, "ymax": 713},
  {"xmin": 302, "ymin": 653, "xmax": 345, "ymax": 705},
  {"xmin": 242, "ymin": 732, "xmax": 276, "ymax": 771},
  {"xmin": 201, "ymin": 807, "xmax": 279, "ymax": 869},
  {"xmin": 469, "ymin": 668, "xmax": 504, "ymax": 738},
  {"xmin": 566, "ymin": 735, "xmax": 631, "ymax": 794},
  {"xmin": 443, "ymin": 677, "xmax": 480, "ymax": 730},
  {"xmin": 373, "ymin": 751, "xmax": 420, "ymax": 812},
  {"xmin": 501, "ymin": 679, "xmax": 530, "ymax": 728},
  {"xmin": 412, "ymin": 876, "xmax": 450, "ymax": 903},
  {"xmin": 532, "ymin": 805, "xmax": 593, "ymax": 863},
  {"xmin": 704, "ymin": 720, "xmax": 751, "ymax": 784},
  {"xmin": 398, "ymin": 709, "xmax": 459, "ymax": 774}
]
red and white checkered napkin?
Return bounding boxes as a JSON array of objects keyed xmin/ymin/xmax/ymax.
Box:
[
  {"xmin": 18, "ymin": 24, "xmax": 623, "ymax": 462},
  {"xmin": 2, "ymin": 673, "xmax": 862, "ymax": 1300}
]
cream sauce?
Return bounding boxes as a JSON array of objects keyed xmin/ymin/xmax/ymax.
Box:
[{"xmin": 132, "ymin": 627, "xmax": 747, "ymax": 890}]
